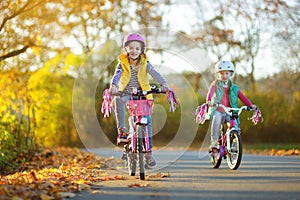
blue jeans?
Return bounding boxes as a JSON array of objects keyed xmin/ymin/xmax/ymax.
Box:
[
  {"xmin": 210, "ymin": 111, "xmax": 239, "ymax": 148},
  {"xmin": 113, "ymin": 96, "xmax": 153, "ymax": 150},
  {"xmin": 210, "ymin": 111, "xmax": 230, "ymax": 148}
]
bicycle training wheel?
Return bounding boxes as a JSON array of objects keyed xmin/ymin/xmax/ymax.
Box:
[
  {"xmin": 136, "ymin": 125, "xmax": 145, "ymax": 180},
  {"xmin": 227, "ymin": 130, "xmax": 242, "ymax": 170}
]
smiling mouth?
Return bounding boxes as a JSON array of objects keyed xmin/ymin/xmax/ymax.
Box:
[{"xmin": 130, "ymin": 54, "xmax": 138, "ymax": 57}]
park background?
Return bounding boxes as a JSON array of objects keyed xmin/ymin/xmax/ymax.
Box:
[{"xmin": 1, "ymin": 0, "xmax": 299, "ymax": 173}]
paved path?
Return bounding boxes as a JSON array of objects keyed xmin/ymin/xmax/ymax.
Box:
[{"xmin": 73, "ymin": 149, "xmax": 300, "ymax": 200}]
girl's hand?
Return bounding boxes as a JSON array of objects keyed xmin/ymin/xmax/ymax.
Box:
[
  {"xmin": 161, "ymin": 83, "xmax": 169, "ymax": 92},
  {"xmin": 251, "ymin": 104, "xmax": 257, "ymax": 110},
  {"xmin": 109, "ymin": 84, "xmax": 118, "ymax": 94},
  {"xmin": 207, "ymin": 101, "xmax": 213, "ymax": 107}
]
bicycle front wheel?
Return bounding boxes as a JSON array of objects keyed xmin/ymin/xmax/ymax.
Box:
[
  {"xmin": 127, "ymin": 151, "xmax": 137, "ymax": 176},
  {"xmin": 227, "ymin": 130, "xmax": 242, "ymax": 170},
  {"xmin": 136, "ymin": 125, "xmax": 145, "ymax": 180}
]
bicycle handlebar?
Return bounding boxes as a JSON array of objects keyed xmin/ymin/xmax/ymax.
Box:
[
  {"xmin": 111, "ymin": 86, "xmax": 166, "ymax": 97},
  {"xmin": 213, "ymin": 103, "xmax": 252, "ymax": 117}
]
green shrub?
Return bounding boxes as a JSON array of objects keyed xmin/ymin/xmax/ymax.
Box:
[{"xmin": 0, "ymin": 117, "xmax": 41, "ymax": 174}]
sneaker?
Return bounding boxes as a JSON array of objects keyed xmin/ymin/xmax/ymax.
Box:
[
  {"xmin": 210, "ymin": 147, "xmax": 219, "ymax": 159},
  {"xmin": 117, "ymin": 128, "xmax": 128, "ymax": 144},
  {"xmin": 145, "ymin": 152, "xmax": 156, "ymax": 169}
]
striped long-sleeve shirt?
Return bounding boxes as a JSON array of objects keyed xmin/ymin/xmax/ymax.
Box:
[{"xmin": 111, "ymin": 61, "xmax": 167, "ymax": 93}]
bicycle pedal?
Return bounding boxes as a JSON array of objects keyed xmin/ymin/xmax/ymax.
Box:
[{"xmin": 117, "ymin": 141, "xmax": 128, "ymax": 145}]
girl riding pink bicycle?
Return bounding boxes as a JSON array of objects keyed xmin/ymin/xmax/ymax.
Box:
[
  {"xmin": 108, "ymin": 33, "xmax": 173, "ymax": 169},
  {"xmin": 194, "ymin": 61, "xmax": 262, "ymax": 163}
]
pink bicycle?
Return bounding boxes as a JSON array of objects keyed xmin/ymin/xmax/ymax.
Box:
[
  {"xmin": 194, "ymin": 103, "xmax": 263, "ymax": 170},
  {"xmin": 102, "ymin": 86, "xmax": 178, "ymax": 180}
]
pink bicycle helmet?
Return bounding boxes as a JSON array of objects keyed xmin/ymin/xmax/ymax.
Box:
[{"xmin": 123, "ymin": 33, "xmax": 146, "ymax": 52}]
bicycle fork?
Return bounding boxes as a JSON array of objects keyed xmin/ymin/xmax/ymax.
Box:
[
  {"xmin": 128, "ymin": 116, "xmax": 151, "ymax": 153},
  {"xmin": 218, "ymin": 119, "xmax": 238, "ymax": 157}
]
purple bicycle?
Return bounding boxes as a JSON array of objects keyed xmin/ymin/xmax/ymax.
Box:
[{"xmin": 102, "ymin": 86, "xmax": 178, "ymax": 180}]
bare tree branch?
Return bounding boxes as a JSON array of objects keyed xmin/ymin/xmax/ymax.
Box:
[
  {"xmin": 0, "ymin": 0, "xmax": 44, "ymax": 32},
  {"xmin": 0, "ymin": 45, "xmax": 30, "ymax": 61}
]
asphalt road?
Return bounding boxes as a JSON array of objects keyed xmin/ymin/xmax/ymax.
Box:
[{"xmin": 73, "ymin": 149, "xmax": 300, "ymax": 200}]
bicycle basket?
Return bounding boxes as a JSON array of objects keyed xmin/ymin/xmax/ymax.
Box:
[{"xmin": 126, "ymin": 100, "xmax": 154, "ymax": 116}]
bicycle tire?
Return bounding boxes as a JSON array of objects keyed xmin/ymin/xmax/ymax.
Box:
[
  {"xmin": 211, "ymin": 150, "xmax": 222, "ymax": 168},
  {"xmin": 210, "ymin": 135, "xmax": 223, "ymax": 168},
  {"xmin": 227, "ymin": 130, "xmax": 242, "ymax": 170},
  {"xmin": 136, "ymin": 125, "xmax": 145, "ymax": 180},
  {"xmin": 127, "ymin": 151, "xmax": 137, "ymax": 176}
]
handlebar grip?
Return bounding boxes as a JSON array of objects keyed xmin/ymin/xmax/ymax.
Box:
[{"xmin": 149, "ymin": 88, "xmax": 166, "ymax": 94}]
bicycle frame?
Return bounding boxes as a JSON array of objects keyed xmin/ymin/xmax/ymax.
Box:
[
  {"xmin": 219, "ymin": 119, "xmax": 238, "ymax": 157},
  {"xmin": 127, "ymin": 102, "xmax": 152, "ymax": 153},
  {"xmin": 216, "ymin": 104, "xmax": 250, "ymax": 157},
  {"xmin": 194, "ymin": 102, "xmax": 261, "ymax": 170}
]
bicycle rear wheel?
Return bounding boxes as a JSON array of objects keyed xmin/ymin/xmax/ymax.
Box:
[
  {"xmin": 227, "ymin": 130, "xmax": 242, "ymax": 170},
  {"xmin": 136, "ymin": 125, "xmax": 145, "ymax": 180}
]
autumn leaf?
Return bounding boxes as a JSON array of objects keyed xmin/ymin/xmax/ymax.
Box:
[
  {"xmin": 128, "ymin": 183, "xmax": 149, "ymax": 188},
  {"xmin": 40, "ymin": 193, "xmax": 54, "ymax": 200},
  {"xmin": 114, "ymin": 175, "xmax": 126, "ymax": 180},
  {"xmin": 146, "ymin": 172, "xmax": 168, "ymax": 179},
  {"xmin": 0, "ymin": 147, "xmax": 119, "ymax": 199},
  {"xmin": 246, "ymin": 148, "xmax": 300, "ymax": 156}
]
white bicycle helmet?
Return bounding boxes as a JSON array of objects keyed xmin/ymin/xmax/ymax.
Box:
[{"xmin": 215, "ymin": 61, "xmax": 235, "ymax": 79}]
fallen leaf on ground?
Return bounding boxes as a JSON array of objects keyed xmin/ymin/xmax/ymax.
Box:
[
  {"xmin": 146, "ymin": 172, "xmax": 168, "ymax": 179},
  {"xmin": 0, "ymin": 147, "xmax": 120, "ymax": 199},
  {"xmin": 246, "ymin": 148, "xmax": 300, "ymax": 156},
  {"xmin": 114, "ymin": 175, "xmax": 126, "ymax": 180},
  {"xmin": 40, "ymin": 193, "xmax": 55, "ymax": 200},
  {"xmin": 128, "ymin": 183, "xmax": 149, "ymax": 187}
]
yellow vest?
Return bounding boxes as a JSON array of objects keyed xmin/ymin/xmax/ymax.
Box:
[{"xmin": 118, "ymin": 53, "xmax": 153, "ymax": 99}]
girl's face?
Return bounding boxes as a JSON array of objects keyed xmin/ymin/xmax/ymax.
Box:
[
  {"xmin": 125, "ymin": 41, "xmax": 143, "ymax": 60},
  {"xmin": 218, "ymin": 70, "xmax": 232, "ymax": 81}
]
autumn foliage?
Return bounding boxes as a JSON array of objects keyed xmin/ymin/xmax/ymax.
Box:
[
  {"xmin": 0, "ymin": 147, "xmax": 120, "ymax": 199},
  {"xmin": 0, "ymin": 0, "xmax": 299, "ymax": 177}
]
